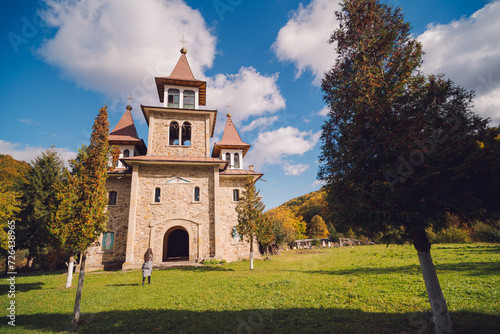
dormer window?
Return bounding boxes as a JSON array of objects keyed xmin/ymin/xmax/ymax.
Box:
[
  {"xmin": 183, "ymin": 90, "xmax": 195, "ymax": 109},
  {"xmin": 234, "ymin": 153, "xmax": 240, "ymax": 168},
  {"xmin": 169, "ymin": 121, "xmax": 179, "ymax": 145},
  {"xmin": 181, "ymin": 122, "xmax": 191, "ymax": 146},
  {"xmin": 168, "ymin": 89, "xmax": 180, "ymax": 108}
]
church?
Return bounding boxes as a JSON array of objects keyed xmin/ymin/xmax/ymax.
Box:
[{"xmin": 86, "ymin": 47, "xmax": 263, "ymax": 270}]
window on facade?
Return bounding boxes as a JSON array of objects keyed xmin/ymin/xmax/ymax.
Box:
[
  {"xmin": 123, "ymin": 149, "xmax": 130, "ymax": 158},
  {"xmin": 183, "ymin": 90, "xmax": 195, "ymax": 109},
  {"xmin": 181, "ymin": 121, "xmax": 191, "ymax": 146},
  {"xmin": 102, "ymin": 231, "xmax": 115, "ymax": 251},
  {"xmin": 154, "ymin": 187, "xmax": 161, "ymax": 203},
  {"xmin": 108, "ymin": 191, "xmax": 117, "ymax": 205},
  {"xmin": 232, "ymin": 226, "xmax": 240, "ymax": 242},
  {"xmin": 225, "ymin": 153, "xmax": 231, "ymax": 164},
  {"xmin": 169, "ymin": 121, "xmax": 179, "ymax": 145},
  {"xmin": 167, "ymin": 89, "xmax": 180, "ymax": 108},
  {"xmin": 233, "ymin": 189, "xmax": 239, "ymax": 202},
  {"xmin": 234, "ymin": 153, "xmax": 240, "ymax": 168},
  {"xmin": 194, "ymin": 186, "xmax": 200, "ymax": 202}
]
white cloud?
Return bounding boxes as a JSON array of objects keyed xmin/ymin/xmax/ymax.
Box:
[
  {"xmin": 0, "ymin": 140, "xmax": 77, "ymax": 166},
  {"xmin": 245, "ymin": 126, "xmax": 321, "ymax": 169},
  {"xmin": 38, "ymin": 0, "xmax": 217, "ymax": 114},
  {"xmin": 207, "ymin": 67, "xmax": 286, "ymax": 133},
  {"xmin": 282, "ymin": 162, "xmax": 309, "ymax": 176},
  {"xmin": 311, "ymin": 179, "xmax": 326, "ymax": 188},
  {"xmin": 272, "ymin": 0, "xmax": 340, "ymax": 84},
  {"xmin": 317, "ymin": 106, "xmax": 329, "ymax": 116},
  {"xmin": 418, "ymin": 0, "xmax": 500, "ymax": 124},
  {"xmin": 240, "ymin": 116, "xmax": 280, "ymax": 133},
  {"xmin": 19, "ymin": 118, "xmax": 41, "ymax": 126}
]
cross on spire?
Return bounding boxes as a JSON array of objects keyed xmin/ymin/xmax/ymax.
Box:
[{"xmin": 179, "ymin": 35, "xmax": 189, "ymax": 48}]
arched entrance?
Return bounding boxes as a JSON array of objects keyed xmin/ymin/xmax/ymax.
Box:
[{"xmin": 163, "ymin": 227, "xmax": 189, "ymax": 262}]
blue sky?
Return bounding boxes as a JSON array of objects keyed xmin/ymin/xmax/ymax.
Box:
[{"xmin": 1, "ymin": 0, "xmax": 498, "ymax": 209}]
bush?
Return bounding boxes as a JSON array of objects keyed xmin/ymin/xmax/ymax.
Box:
[
  {"xmin": 427, "ymin": 226, "xmax": 470, "ymax": 244},
  {"xmin": 311, "ymin": 239, "xmax": 321, "ymax": 247},
  {"xmin": 201, "ymin": 259, "xmax": 225, "ymax": 265},
  {"xmin": 471, "ymin": 223, "xmax": 500, "ymax": 242}
]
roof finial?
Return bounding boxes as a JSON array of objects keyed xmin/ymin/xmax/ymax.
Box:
[
  {"xmin": 179, "ymin": 35, "xmax": 189, "ymax": 54},
  {"xmin": 126, "ymin": 96, "xmax": 133, "ymax": 110},
  {"xmin": 226, "ymin": 105, "xmax": 232, "ymax": 118}
]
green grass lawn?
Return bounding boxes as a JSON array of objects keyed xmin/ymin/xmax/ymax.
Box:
[{"xmin": 1, "ymin": 243, "xmax": 499, "ymax": 333}]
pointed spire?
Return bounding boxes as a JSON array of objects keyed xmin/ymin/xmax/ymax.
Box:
[
  {"xmin": 110, "ymin": 108, "xmax": 139, "ymax": 140},
  {"xmin": 168, "ymin": 49, "xmax": 196, "ymax": 80},
  {"xmin": 212, "ymin": 114, "xmax": 251, "ymax": 158}
]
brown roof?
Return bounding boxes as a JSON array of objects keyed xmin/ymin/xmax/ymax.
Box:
[
  {"xmin": 121, "ymin": 155, "xmax": 227, "ymax": 168},
  {"xmin": 107, "ymin": 168, "xmax": 132, "ymax": 175},
  {"xmin": 109, "ymin": 108, "xmax": 147, "ymax": 155},
  {"xmin": 219, "ymin": 169, "xmax": 263, "ymax": 176},
  {"xmin": 155, "ymin": 49, "xmax": 207, "ymax": 105},
  {"xmin": 212, "ymin": 114, "xmax": 251, "ymax": 158}
]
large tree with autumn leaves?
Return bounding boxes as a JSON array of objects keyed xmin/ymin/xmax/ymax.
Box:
[
  {"xmin": 318, "ymin": 1, "xmax": 499, "ymax": 333},
  {"xmin": 50, "ymin": 106, "xmax": 111, "ymax": 326}
]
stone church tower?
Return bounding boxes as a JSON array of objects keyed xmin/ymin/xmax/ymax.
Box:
[{"xmin": 86, "ymin": 48, "xmax": 263, "ymax": 270}]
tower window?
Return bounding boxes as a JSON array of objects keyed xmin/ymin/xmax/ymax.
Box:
[
  {"xmin": 123, "ymin": 149, "xmax": 130, "ymax": 158},
  {"xmin": 154, "ymin": 187, "xmax": 161, "ymax": 203},
  {"xmin": 169, "ymin": 121, "xmax": 179, "ymax": 145},
  {"xmin": 194, "ymin": 186, "xmax": 200, "ymax": 202},
  {"xmin": 234, "ymin": 153, "xmax": 240, "ymax": 168},
  {"xmin": 168, "ymin": 89, "xmax": 180, "ymax": 108},
  {"xmin": 233, "ymin": 189, "xmax": 240, "ymax": 202},
  {"xmin": 181, "ymin": 122, "xmax": 191, "ymax": 146},
  {"xmin": 225, "ymin": 153, "xmax": 231, "ymax": 164},
  {"xmin": 183, "ymin": 90, "xmax": 195, "ymax": 109},
  {"xmin": 108, "ymin": 191, "xmax": 117, "ymax": 205},
  {"xmin": 232, "ymin": 226, "xmax": 240, "ymax": 242}
]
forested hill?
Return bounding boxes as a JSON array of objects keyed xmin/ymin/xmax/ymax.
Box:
[{"xmin": 275, "ymin": 188, "xmax": 328, "ymax": 226}]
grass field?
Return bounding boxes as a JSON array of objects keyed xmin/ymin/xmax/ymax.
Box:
[{"xmin": 1, "ymin": 243, "xmax": 499, "ymax": 333}]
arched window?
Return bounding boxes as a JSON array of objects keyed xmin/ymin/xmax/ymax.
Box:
[
  {"xmin": 194, "ymin": 186, "xmax": 200, "ymax": 202},
  {"xmin": 181, "ymin": 122, "xmax": 191, "ymax": 146},
  {"xmin": 167, "ymin": 89, "xmax": 180, "ymax": 108},
  {"xmin": 183, "ymin": 90, "xmax": 195, "ymax": 108},
  {"xmin": 234, "ymin": 153, "xmax": 240, "ymax": 168},
  {"xmin": 225, "ymin": 153, "xmax": 231, "ymax": 164},
  {"xmin": 108, "ymin": 191, "xmax": 117, "ymax": 205},
  {"xmin": 154, "ymin": 187, "xmax": 161, "ymax": 203},
  {"xmin": 169, "ymin": 121, "xmax": 179, "ymax": 145},
  {"xmin": 123, "ymin": 149, "xmax": 130, "ymax": 158},
  {"xmin": 233, "ymin": 189, "xmax": 239, "ymax": 202},
  {"xmin": 232, "ymin": 226, "xmax": 240, "ymax": 242}
]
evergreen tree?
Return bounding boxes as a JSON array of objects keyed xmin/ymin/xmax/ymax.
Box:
[
  {"xmin": 308, "ymin": 215, "xmax": 328, "ymax": 239},
  {"xmin": 51, "ymin": 106, "xmax": 110, "ymax": 326},
  {"xmin": 236, "ymin": 176, "xmax": 266, "ymax": 270},
  {"xmin": 318, "ymin": 1, "xmax": 495, "ymax": 333},
  {"xmin": 18, "ymin": 147, "xmax": 66, "ymax": 269}
]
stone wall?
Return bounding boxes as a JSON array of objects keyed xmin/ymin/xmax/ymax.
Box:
[
  {"xmin": 149, "ymin": 111, "xmax": 208, "ymax": 157},
  {"xmin": 87, "ymin": 175, "xmax": 131, "ymax": 269},
  {"xmin": 132, "ymin": 164, "xmax": 215, "ymax": 264}
]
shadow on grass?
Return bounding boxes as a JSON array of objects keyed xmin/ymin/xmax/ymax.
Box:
[
  {"xmin": 157, "ymin": 266, "xmax": 234, "ymax": 272},
  {"xmin": 0, "ymin": 282, "xmax": 45, "ymax": 296},
  {"xmin": 14, "ymin": 308, "xmax": 499, "ymax": 334}
]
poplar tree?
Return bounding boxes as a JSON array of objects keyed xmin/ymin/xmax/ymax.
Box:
[
  {"xmin": 318, "ymin": 1, "xmax": 493, "ymax": 333},
  {"xmin": 236, "ymin": 177, "xmax": 266, "ymax": 270},
  {"xmin": 51, "ymin": 106, "xmax": 110, "ymax": 325}
]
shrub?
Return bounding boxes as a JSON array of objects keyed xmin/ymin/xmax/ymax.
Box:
[
  {"xmin": 311, "ymin": 238, "xmax": 321, "ymax": 247},
  {"xmin": 427, "ymin": 226, "xmax": 470, "ymax": 244},
  {"xmin": 471, "ymin": 223, "xmax": 500, "ymax": 242}
]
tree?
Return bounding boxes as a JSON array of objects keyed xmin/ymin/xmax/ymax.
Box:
[
  {"xmin": 236, "ymin": 176, "xmax": 266, "ymax": 270},
  {"xmin": 308, "ymin": 215, "xmax": 328, "ymax": 239},
  {"xmin": 50, "ymin": 106, "xmax": 110, "ymax": 325},
  {"xmin": 318, "ymin": 1, "xmax": 493, "ymax": 333},
  {"xmin": 264, "ymin": 206, "xmax": 306, "ymax": 243},
  {"xmin": 18, "ymin": 147, "xmax": 66, "ymax": 269},
  {"xmin": 0, "ymin": 184, "xmax": 21, "ymax": 251}
]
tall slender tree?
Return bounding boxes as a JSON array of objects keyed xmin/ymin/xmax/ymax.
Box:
[
  {"xmin": 236, "ymin": 176, "xmax": 266, "ymax": 270},
  {"xmin": 318, "ymin": 1, "xmax": 493, "ymax": 333},
  {"xmin": 51, "ymin": 106, "xmax": 110, "ymax": 325}
]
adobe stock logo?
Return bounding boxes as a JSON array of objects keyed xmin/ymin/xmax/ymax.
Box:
[{"xmin": 7, "ymin": 4, "xmax": 45, "ymax": 54}]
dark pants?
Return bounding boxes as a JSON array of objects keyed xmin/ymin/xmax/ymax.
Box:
[{"xmin": 142, "ymin": 275, "xmax": 151, "ymax": 285}]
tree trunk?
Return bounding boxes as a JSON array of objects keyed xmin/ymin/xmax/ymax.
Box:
[
  {"xmin": 66, "ymin": 252, "xmax": 75, "ymax": 288},
  {"xmin": 250, "ymin": 237, "xmax": 254, "ymax": 270},
  {"xmin": 26, "ymin": 252, "xmax": 33, "ymax": 270},
  {"xmin": 414, "ymin": 230, "xmax": 456, "ymax": 334},
  {"xmin": 72, "ymin": 250, "xmax": 86, "ymax": 325}
]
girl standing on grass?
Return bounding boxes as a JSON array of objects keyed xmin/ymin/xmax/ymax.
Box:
[{"xmin": 142, "ymin": 248, "xmax": 153, "ymax": 286}]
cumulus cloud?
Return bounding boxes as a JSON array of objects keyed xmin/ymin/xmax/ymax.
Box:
[
  {"xmin": 207, "ymin": 67, "xmax": 286, "ymax": 133},
  {"xmin": 0, "ymin": 140, "xmax": 77, "ymax": 166},
  {"xmin": 311, "ymin": 179, "xmax": 326, "ymax": 188},
  {"xmin": 418, "ymin": 0, "xmax": 500, "ymax": 124},
  {"xmin": 245, "ymin": 126, "xmax": 321, "ymax": 169},
  {"xmin": 240, "ymin": 116, "xmax": 280, "ymax": 133},
  {"xmin": 282, "ymin": 162, "xmax": 309, "ymax": 176},
  {"xmin": 272, "ymin": 0, "xmax": 340, "ymax": 84},
  {"xmin": 38, "ymin": 0, "xmax": 216, "ymax": 113},
  {"xmin": 317, "ymin": 106, "xmax": 329, "ymax": 117}
]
